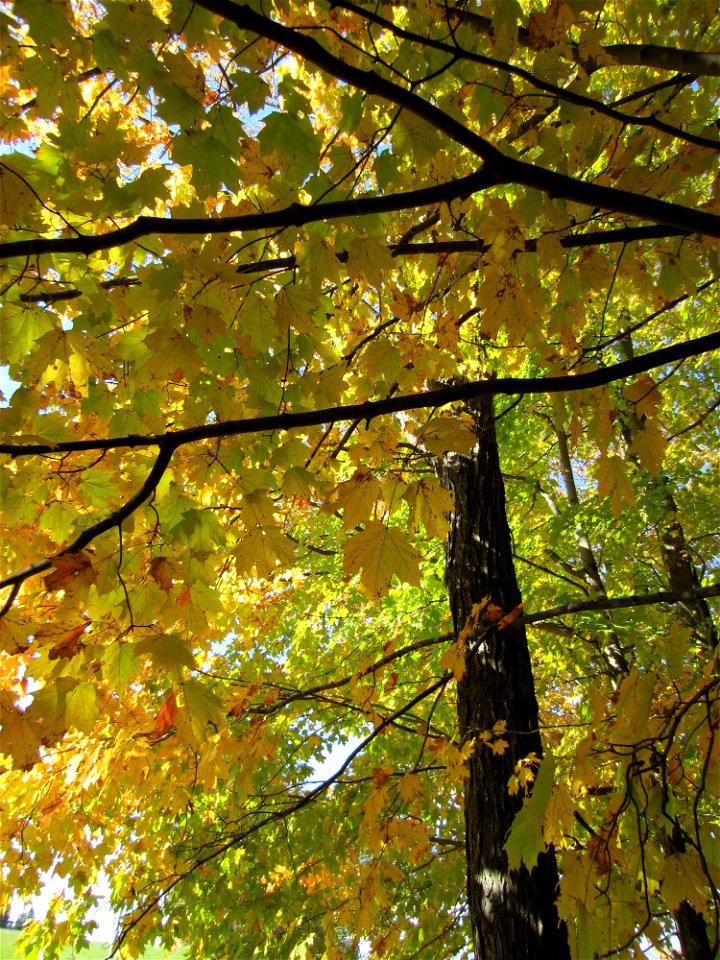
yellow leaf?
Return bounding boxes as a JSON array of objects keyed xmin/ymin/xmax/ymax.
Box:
[
  {"xmin": 629, "ymin": 419, "xmax": 667, "ymax": 474},
  {"xmin": 611, "ymin": 669, "xmax": 655, "ymax": 745},
  {"xmin": 476, "ymin": 265, "xmax": 535, "ymax": 342},
  {"xmin": 343, "ymin": 521, "xmax": 421, "ymax": 600},
  {"xmin": 65, "ymin": 681, "xmax": 99, "ymax": 734},
  {"xmin": 135, "ymin": 633, "xmax": 197, "ymax": 675},
  {"xmin": 240, "ymin": 488, "xmax": 277, "ymax": 527},
  {"xmin": 234, "ymin": 526, "xmax": 295, "ymax": 579},
  {"xmin": 662, "ymin": 852, "xmax": 711, "ymax": 913},
  {"xmin": 346, "ymin": 235, "xmax": 395, "ymax": 280},
  {"xmin": 274, "ymin": 283, "xmax": 313, "ymax": 335},
  {"xmin": 0, "ymin": 694, "xmax": 43, "ymax": 768},
  {"xmin": 593, "ymin": 453, "xmax": 636, "ymax": 519},
  {"xmin": 162, "ymin": 51, "xmax": 205, "ymax": 102},
  {"xmin": 397, "ymin": 773, "xmax": 424, "ymax": 805},
  {"xmin": 417, "ymin": 417, "xmax": 476, "ymax": 456},
  {"xmin": 179, "ymin": 678, "xmax": 225, "ymax": 744},
  {"xmin": 439, "ymin": 636, "xmax": 466, "ymax": 681},
  {"xmin": 44, "ymin": 551, "xmax": 97, "ymax": 594},
  {"xmin": 0, "ymin": 163, "xmax": 36, "ymax": 227},
  {"xmin": 625, "ymin": 374, "xmax": 661, "ymax": 418},
  {"xmin": 543, "ymin": 782, "xmax": 576, "ymax": 843},
  {"xmin": 529, "ymin": 1, "xmax": 576, "ymax": 51},
  {"xmin": 406, "ymin": 476, "xmax": 454, "ymax": 538},
  {"xmin": 327, "ymin": 468, "xmax": 382, "ymax": 529}
]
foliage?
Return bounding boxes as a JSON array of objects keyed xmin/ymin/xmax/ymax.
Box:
[
  {"xmin": 0, "ymin": 1, "xmax": 719, "ymax": 958},
  {"xmin": 0, "ymin": 927, "xmax": 184, "ymax": 959}
]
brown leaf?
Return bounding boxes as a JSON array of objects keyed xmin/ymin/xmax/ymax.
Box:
[
  {"xmin": 44, "ymin": 552, "xmax": 96, "ymax": 593},
  {"xmin": 48, "ymin": 623, "xmax": 88, "ymax": 660}
]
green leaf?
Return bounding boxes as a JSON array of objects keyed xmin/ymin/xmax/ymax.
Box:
[
  {"xmin": 135, "ymin": 634, "xmax": 197, "ymax": 675},
  {"xmin": 504, "ymin": 754, "xmax": 556, "ymax": 870},
  {"xmin": 65, "ymin": 682, "xmax": 99, "ymax": 735},
  {"xmin": 103, "ymin": 644, "xmax": 141, "ymax": 693}
]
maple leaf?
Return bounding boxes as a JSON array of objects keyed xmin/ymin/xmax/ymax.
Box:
[
  {"xmin": 439, "ymin": 636, "xmax": 466, "ymax": 681},
  {"xmin": 475, "ymin": 265, "xmax": 535, "ymax": 342},
  {"xmin": 154, "ymin": 691, "xmax": 178, "ymax": 737},
  {"xmin": 416, "ymin": 418, "xmax": 476, "ymax": 457},
  {"xmin": 0, "ymin": 694, "xmax": 43, "ymax": 768},
  {"xmin": 625, "ymin": 375, "xmax": 662, "ymax": 418},
  {"xmin": 326, "ymin": 468, "xmax": 383, "ymax": 529},
  {"xmin": 48, "ymin": 623, "xmax": 87, "ymax": 660},
  {"xmin": 628, "ymin": 419, "xmax": 667, "ymax": 474},
  {"xmin": 44, "ymin": 552, "xmax": 97, "ymax": 594},
  {"xmin": 662, "ymin": 852, "xmax": 713, "ymax": 913},
  {"xmin": 504, "ymin": 754, "xmax": 556, "ymax": 870},
  {"xmin": 405, "ymin": 476, "xmax": 454, "ymax": 539},
  {"xmin": 343, "ymin": 521, "xmax": 421, "ymax": 600},
  {"xmin": 234, "ymin": 526, "xmax": 296, "ymax": 579},
  {"xmin": 65, "ymin": 681, "xmax": 99, "ymax": 735},
  {"xmin": 594, "ymin": 453, "xmax": 636, "ymax": 519}
]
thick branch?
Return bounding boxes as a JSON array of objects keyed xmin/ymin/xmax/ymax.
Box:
[
  {"xmin": 446, "ymin": 7, "xmax": 720, "ymax": 77},
  {"xmin": 1, "ymin": 331, "xmax": 717, "ymax": 459},
  {"xmin": 195, "ymin": 1, "xmax": 720, "ymax": 237},
  {"xmin": 331, "ymin": 0, "xmax": 719, "ymax": 149},
  {"xmin": 0, "ymin": 172, "xmax": 493, "ymax": 261},
  {"xmin": 2, "ymin": 332, "xmax": 717, "ymax": 612}
]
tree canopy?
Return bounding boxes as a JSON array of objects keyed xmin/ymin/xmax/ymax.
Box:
[{"xmin": 0, "ymin": 1, "xmax": 719, "ymax": 958}]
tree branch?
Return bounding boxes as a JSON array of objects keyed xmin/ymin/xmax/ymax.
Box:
[
  {"xmin": 0, "ymin": 442, "xmax": 176, "ymax": 615},
  {"xmin": 110, "ymin": 673, "xmax": 450, "ymax": 956},
  {"xmin": 11, "ymin": 224, "xmax": 688, "ymax": 305},
  {"xmin": 0, "ymin": 171, "xmax": 494, "ymax": 261},
  {"xmin": 2, "ymin": 332, "xmax": 717, "ymax": 613},
  {"xmin": 446, "ymin": 6, "xmax": 720, "ymax": 77},
  {"xmin": 2, "ymin": 331, "xmax": 717, "ymax": 459},
  {"xmin": 330, "ymin": 0, "xmax": 719, "ymax": 149},
  {"xmin": 517, "ymin": 584, "xmax": 720, "ymax": 629},
  {"xmin": 194, "ymin": 1, "xmax": 720, "ymax": 237}
]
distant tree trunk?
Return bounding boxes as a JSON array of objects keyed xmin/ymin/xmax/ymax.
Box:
[
  {"xmin": 617, "ymin": 338, "xmax": 716, "ymax": 960},
  {"xmin": 440, "ymin": 396, "xmax": 570, "ymax": 960}
]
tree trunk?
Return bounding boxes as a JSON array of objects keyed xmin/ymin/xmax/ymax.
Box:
[{"xmin": 440, "ymin": 396, "xmax": 569, "ymax": 960}]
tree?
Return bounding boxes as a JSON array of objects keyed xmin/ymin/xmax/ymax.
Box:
[{"xmin": 0, "ymin": 1, "xmax": 718, "ymax": 958}]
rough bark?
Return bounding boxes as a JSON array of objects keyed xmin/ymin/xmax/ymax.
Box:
[{"xmin": 440, "ymin": 396, "xmax": 569, "ymax": 960}]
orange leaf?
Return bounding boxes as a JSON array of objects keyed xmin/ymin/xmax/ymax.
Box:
[
  {"xmin": 498, "ymin": 603, "xmax": 524, "ymax": 630},
  {"xmin": 484, "ymin": 603, "xmax": 503, "ymax": 623},
  {"xmin": 155, "ymin": 691, "xmax": 178, "ymax": 736},
  {"xmin": 48, "ymin": 623, "xmax": 88, "ymax": 661}
]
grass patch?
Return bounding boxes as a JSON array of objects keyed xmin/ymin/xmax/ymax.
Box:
[{"xmin": 0, "ymin": 927, "xmax": 185, "ymax": 959}]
